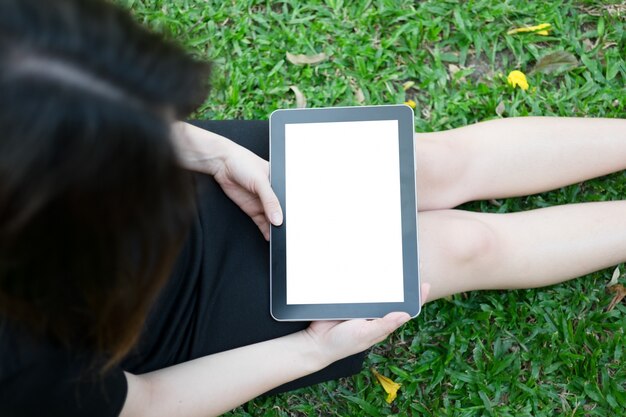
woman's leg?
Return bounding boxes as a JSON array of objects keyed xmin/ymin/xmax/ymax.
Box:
[
  {"xmin": 416, "ymin": 117, "xmax": 626, "ymax": 210},
  {"xmin": 418, "ymin": 201, "xmax": 626, "ymax": 301}
]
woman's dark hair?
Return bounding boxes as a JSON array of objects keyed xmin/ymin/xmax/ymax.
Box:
[{"xmin": 0, "ymin": 0, "xmax": 211, "ymax": 369}]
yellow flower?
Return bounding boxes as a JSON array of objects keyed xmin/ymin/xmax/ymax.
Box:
[
  {"xmin": 507, "ymin": 70, "xmax": 529, "ymax": 91},
  {"xmin": 371, "ymin": 368, "xmax": 401, "ymax": 404},
  {"xmin": 507, "ymin": 23, "xmax": 552, "ymax": 36},
  {"xmin": 404, "ymin": 99, "xmax": 416, "ymax": 109}
]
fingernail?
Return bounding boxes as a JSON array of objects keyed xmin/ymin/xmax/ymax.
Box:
[{"xmin": 271, "ymin": 212, "xmax": 282, "ymax": 225}]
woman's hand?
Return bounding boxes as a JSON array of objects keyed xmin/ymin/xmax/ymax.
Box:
[
  {"xmin": 304, "ymin": 283, "xmax": 431, "ymax": 366},
  {"xmin": 173, "ymin": 122, "xmax": 282, "ymax": 240},
  {"xmin": 211, "ymin": 142, "xmax": 282, "ymax": 241}
]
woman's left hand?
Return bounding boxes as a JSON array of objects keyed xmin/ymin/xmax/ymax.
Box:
[{"xmin": 303, "ymin": 283, "xmax": 431, "ymax": 366}]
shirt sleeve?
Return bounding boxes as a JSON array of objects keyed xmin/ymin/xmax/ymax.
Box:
[{"xmin": 0, "ymin": 347, "xmax": 128, "ymax": 417}]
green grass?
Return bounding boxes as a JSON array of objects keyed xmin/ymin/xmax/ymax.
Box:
[{"xmin": 118, "ymin": 0, "xmax": 625, "ymax": 415}]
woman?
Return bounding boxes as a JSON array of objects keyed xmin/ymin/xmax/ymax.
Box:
[{"xmin": 1, "ymin": 0, "xmax": 625, "ymax": 416}]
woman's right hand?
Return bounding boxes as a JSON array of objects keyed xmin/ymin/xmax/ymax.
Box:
[{"xmin": 303, "ymin": 283, "xmax": 431, "ymax": 366}]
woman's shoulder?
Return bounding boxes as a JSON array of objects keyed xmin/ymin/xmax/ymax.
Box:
[
  {"xmin": 0, "ymin": 319, "xmax": 47, "ymax": 381},
  {"xmin": 0, "ymin": 318, "xmax": 128, "ymax": 417}
]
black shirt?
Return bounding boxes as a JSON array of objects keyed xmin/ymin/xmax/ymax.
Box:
[
  {"xmin": 0, "ymin": 191, "xmax": 203, "ymax": 417},
  {"xmin": 0, "ymin": 121, "xmax": 363, "ymax": 416}
]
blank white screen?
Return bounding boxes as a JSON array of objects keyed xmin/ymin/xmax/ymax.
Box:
[{"xmin": 285, "ymin": 120, "xmax": 404, "ymax": 305}]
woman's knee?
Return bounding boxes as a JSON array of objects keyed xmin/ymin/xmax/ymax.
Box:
[
  {"xmin": 447, "ymin": 216, "xmax": 499, "ymax": 268},
  {"xmin": 420, "ymin": 211, "xmax": 500, "ymax": 271},
  {"xmin": 418, "ymin": 210, "xmax": 503, "ymax": 300},
  {"xmin": 414, "ymin": 135, "xmax": 472, "ymax": 210}
]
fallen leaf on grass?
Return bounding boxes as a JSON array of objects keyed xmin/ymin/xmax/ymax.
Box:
[
  {"xmin": 507, "ymin": 23, "xmax": 552, "ymax": 36},
  {"xmin": 402, "ymin": 81, "xmax": 415, "ymax": 91},
  {"xmin": 583, "ymin": 39, "xmax": 595, "ymax": 52},
  {"xmin": 608, "ymin": 266, "xmax": 621, "ymax": 287},
  {"xmin": 607, "ymin": 284, "xmax": 626, "ymax": 311},
  {"xmin": 531, "ymin": 51, "xmax": 578, "ymax": 74},
  {"xmin": 348, "ymin": 78, "xmax": 366, "ymax": 105},
  {"xmin": 371, "ymin": 368, "xmax": 401, "ymax": 404},
  {"xmin": 447, "ymin": 63, "xmax": 468, "ymax": 83},
  {"xmin": 289, "ymin": 86, "xmax": 307, "ymax": 108},
  {"xmin": 495, "ymin": 101, "xmax": 505, "ymax": 117},
  {"xmin": 581, "ymin": 4, "xmax": 626, "ymax": 18},
  {"xmin": 354, "ymin": 87, "xmax": 365, "ymax": 104},
  {"xmin": 285, "ymin": 52, "xmax": 327, "ymax": 65},
  {"xmin": 507, "ymin": 70, "xmax": 529, "ymax": 90}
]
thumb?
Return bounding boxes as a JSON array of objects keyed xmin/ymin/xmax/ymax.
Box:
[
  {"xmin": 367, "ymin": 312, "xmax": 411, "ymax": 345},
  {"xmin": 257, "ymin": 181, "xmax": 283, "ymax": 226}
]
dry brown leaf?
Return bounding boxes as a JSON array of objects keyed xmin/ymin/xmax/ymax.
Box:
[
  {"xmin": 531, "ymin": 51, "xmax": 578, "ymax": 74},
  {"xmin": 607, "ymin": 284, "xmax": 626, "ymax": 311},
  {"xmin": 289, "ymin": 85, "xmax": 307, "ymax": 108},
  {"xmin": 354, "ymin": 87, "xmax": 365, "ymax": 105},
  {"xmin": 583, "ymin": 39, "xmax": 595, "ymax": 52},
  {"xmin": 608, "ymin": 266, "xmax": 621, "ymax": 287},
  {"xmin": 495, "ymin": 101, "xmax": 505, "ymax": 117},
  {"xmin": 285, "ymin": 52, "xmax": 327, "ymax": 66},
  {"xmin": 581, "ymin": 4, "xmax": 626, "ymax": 17},
  {"xmin": 448, "ymin": 64, "xmax": 467, "ymax": 82},
  {"xmin": 448, "ymin": 64, "xmax": 461, "ymax": 76},
  {"xmin": 348, "ymin": 78, "xmax": 366, "ymax": 105}
]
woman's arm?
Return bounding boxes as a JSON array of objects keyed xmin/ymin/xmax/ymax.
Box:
[
  {"xmin": 119, "ymin": 309, "xmax": 421, "ymax": 417},
  {"xmin": 171, "ymin": 122, "xmax": 231, "ymax": 175},
  {"xmin": 171, "ymin": 121, "xmax": 282, "ymax": 240}
]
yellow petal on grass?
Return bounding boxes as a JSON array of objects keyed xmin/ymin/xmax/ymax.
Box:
[
  {"xmin": 404, "ymin": 99, "xmax": 416, "ymax": 109},
  {"xmin": 507, "ymin": 23, "xmax": 552, "ymax": 36},
  {"xmin": 402, "ymin": 81, "xmax": 415, "ymax": 91},
  {"xmin": 507, "ymin": 70, "xmax": 529, "ymax": 91},
  {"xmin": 371, "ymin": 368, "xmax": 401, "ymax": 404}
]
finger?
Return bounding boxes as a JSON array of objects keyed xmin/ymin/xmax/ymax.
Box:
[
  {"xmin": 256, "ymin": 181, "xmax": 283, "ymax": 226},
  {"xmin": 250, "ymin": 212, "xmax": 270, "ymax": 241},
  {"xmin": 365, "ymin": 312, "xmax": 411, "ymax": 345}
]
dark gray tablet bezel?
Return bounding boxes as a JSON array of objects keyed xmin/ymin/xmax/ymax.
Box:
[{"xmin": 269, "ymin": 105, "xmax": 419, "ymax": 321}]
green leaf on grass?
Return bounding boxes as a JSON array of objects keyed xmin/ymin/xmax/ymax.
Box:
[
  {"xmin": 531, "ymin": 51, "xmax": 578, "ymax": 74},
  {"xmin": 342, "ymin": 396, "xmax": 382, "ymax": 417}
]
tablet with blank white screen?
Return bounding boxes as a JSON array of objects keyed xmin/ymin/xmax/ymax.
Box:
[{"xmin": 270, "ymin": 105, "xmax": 420, "ymax": 321}]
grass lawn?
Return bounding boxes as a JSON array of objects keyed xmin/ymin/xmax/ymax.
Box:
[{"xmin": 119, "ymin": 1, "xmax": 625, "ymax": 415}]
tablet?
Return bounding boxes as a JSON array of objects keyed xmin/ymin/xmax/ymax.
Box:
[{"xmin": 269, "ymin": 105, "xmax": 419, "ymax": 321}]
